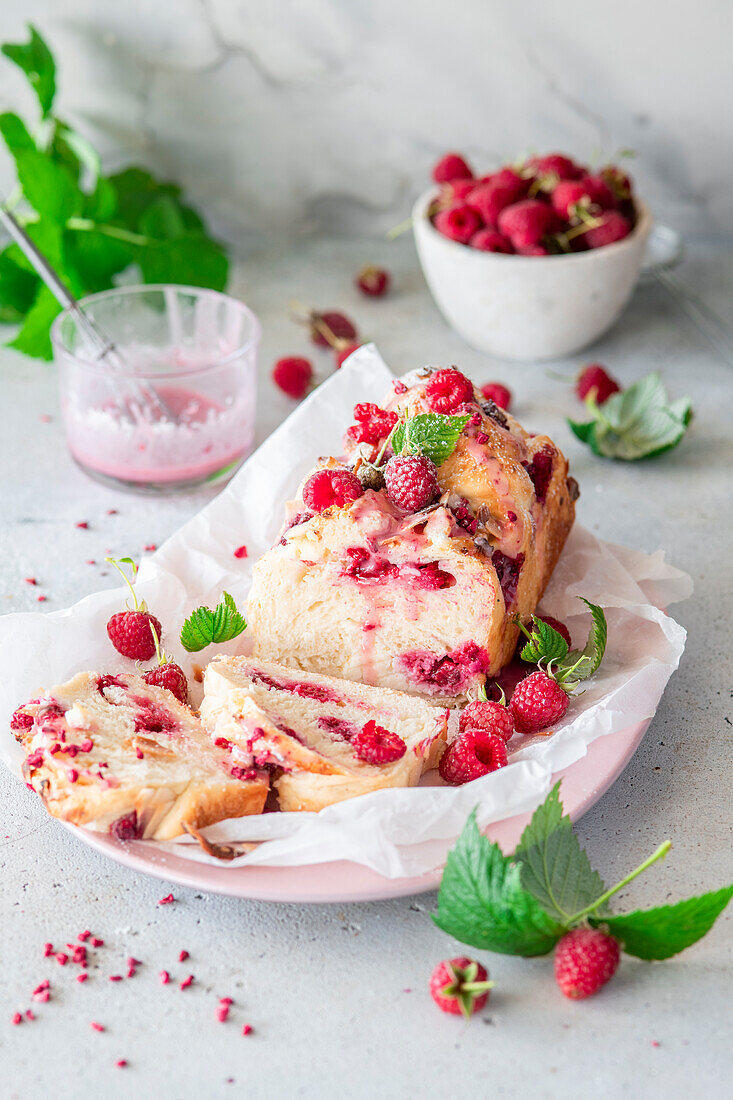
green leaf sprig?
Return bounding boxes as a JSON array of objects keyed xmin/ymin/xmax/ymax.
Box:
[
  {"xmin": 0, "ymin": 25, "xmax": 228, "ymax": 359},
  {"xmin": 434, "ymin": 783, "xmax": 732, "ymax": 960},
  {"xmin": 179, "ymin": 592, "xmax": 246, "ymax": 653},
  {"xmin": 391, "ymin": 412, "xmax": 469, "ymax": 467},
  {"xmin": 517, "ymin": 597, "xmax": 607, "ymax": 691},
  {"xmin": 569, "ymin": 373, "xmax": 692, "ymax": 461}
]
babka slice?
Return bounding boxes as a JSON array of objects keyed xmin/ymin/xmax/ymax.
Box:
[
  {"xmin": 200, "ymin": 656, "xmax": 448, "ymax": 812},
  {"xmin": 11, "ymin": 671, "xmax": 268, "ymax": 840}
]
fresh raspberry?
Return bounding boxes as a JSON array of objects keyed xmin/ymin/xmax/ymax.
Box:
[
  {"xmin": 429, "ymin": 957, "xmax": 493, "ymax": 1018},
  {"xmin": 352, "ymin": 720, "xmax": 406, "ymax": 764},
  {"xmin": 335, "ymin": 342, "xmax": 362, "ymax": 369},
  {"xmin": 348, "ymin": 402, "xmax": 398, "ymax": 446},
  {"xmin": 107, "ymin": 611, "xmax": 161, "ymax": 661},
  {"xmin": 439, "ymin": 729, "xmax": 508, "ymax": 784},
  {"xmin": 584, "ymin": 211, "xmax": 631, "ymax": 249},
  {"xmin": 441, "ymin": 178, "xmax": 475, "ymax": 202},
  {"xmin": 466, "ymin": 181, "xmax": 524, "ymax": 228},
  {"xmin": 143, "ymin": 662, "xmax": 188, "ymax": 705},
  {"xmin": 577, "ymin": 174, "xmax": 616, "ymax": 210},
  {"xmin": 433, "ymin": 203, "xmax": 482, "ymax": 245},
  {"xmin": 491, "ymin": 167, "xmax": 530, "ymax": 193},
  {"xmin": 576, "ymin": 364, "xmax": 621, "ymax": 405},
  {"xmin": 272, "ymin": 357, "xmax": 313, "ymax": 399},
  {"xmin": 526, "ymin": 153, "xmax": 582, "ymax": 181},
  {"xmin": 310, "ymin": 311, "xmax": 357, "ymax": 348},
  {"xmin": 510, "ymin": 670, "xmax": 568, "ymax": 733},
  {"xmin": 302, "ymin": 468, "xmax": 363, "ymax": 512},
  {"xmin": 432, "ymin": 153, "xmax": 473, "ymax": 184},
  {"xmin": 518, "ymin": 244, "xmax": 550, "ymax": 256},
  {"xmin": 554, "ymin": 928, "xmax": 621, "ymax": 999},
  {"xmin": 459, "ymin": 699, "xmax": 514, "ymax": 742},
  {"xmin": 600, "ymin": 164, "xmax": 633, "ymax": 201},
  {"xmin": 551, "ymin": 180, "xmax": 592, "ymax": 220},
  {"xmin": 469, "ymin": 228, "xmax": 514, "ymax": 253},
  {"xmin": 480, "ymin": 382, "xmax": 511, "ymax": 410},
  {"xmin": 356, "ymin": 265, "xmax": 390, "ymax": 297},
  {"xmin": 498, "ymin": 200, "xmax": 559, "ymax": 249},
  {"xmin": 425, "ymin": 367, "xmax": 474, "ymax": 413},
  {"xmin": 384, "ymin": 454, "xmax": 440, "ymax": 512}
]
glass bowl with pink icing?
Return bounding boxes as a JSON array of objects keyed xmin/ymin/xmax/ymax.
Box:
[{"xmin": 51, "ymin": 284, "xmax": 260, "ymax": 493}]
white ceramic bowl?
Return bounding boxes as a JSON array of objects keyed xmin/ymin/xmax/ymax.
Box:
[{"xmin": 412, "ymin": 188, "xmax": 652, "ymax": 361}]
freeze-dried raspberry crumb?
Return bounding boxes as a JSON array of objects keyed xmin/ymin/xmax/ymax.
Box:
[
  {"xmin": 77, "ymin": 973, "xmax": 88, "ymax": 983},
  {"xmin": 25, "ymin": 1010, "xmax": 35, "ymax": 1021},
  {"xmin": 144, "ymin": 543, "xmax": 157, "ymax": 552},
  {"xmin": 158, "ymin": 893, "xmax": 175, "ymax": 905},
  {"xmin": 109, "ymin": 975, "xmax": 123, "ymax": 982},
  {"xmin": 76, "ymin": 521, "xmax": 89, "ymax": 529},
  {"xmin": 24, "ymin": 577, "xmax": 37, "ymax": 585},
  {"xmin": 233, "ymin": 544, "xmax": 248, "ymax": 559},
  {"xmin": 91, "ymin": 936, "xmax": 104, "ymax": 947},
  {"xmin": 160, "ymin": 970, "xmax": 170, "ymax": 984},
  {"xmin": 302, "ymin": 468, "xmax": 363, "ymax": 512},
  {"xmin": 180, "ymin": 974, "xmax": 194, "ymax": 989},
  {"xmin": 91, "ymin": 1021, "xmax": 105, "ymax": 1032},
  {"xmin": 107, "ymin": 509, "xmax": 118, "ymax": 515},
  {"xmin": 10, "ymin": 708, "xmax": 33, "ymax": 731},
  {"xmin": 55, "ymin": 953, "xmax": 68, "ymax": 966},
  {"xmin": 216, "ymin": 1003, "xmax": 230, "ymax": 1023},
  {"xmin": 37, "ymin": 595, "xmax": 47, "ymax": 603},
  {"xmin": 425, "ymin": 367, "xmax": 474, "ymax": 413},
  {"xmin": 352, "ymin": 720, "xmax": 406, "ymax": 765},
  {"xmin": 242, "ymin": 1024, "xmax": 253, "ymax": 1036},
  {"xmin": 12, "ymin": 1012, "xmax": 22, "ymax": 1025},
  {"xmin": 43, "ymin": 942, "xmax": 54, "ymax": 956},
  {"xmin": 178, "ymin": 950, "xmax": 189, "ymax": 962},
  {"xmin": 116, "ymin": 1060, "xmax": 128, "ymax": 1068},
  {"xmin": 78, "ymin": 930, "xmax": 91, "ymax": 942}
]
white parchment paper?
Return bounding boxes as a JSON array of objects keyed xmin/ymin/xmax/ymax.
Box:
[{"xmin": 0, "ymin": 345, "xmax": 692, "ymax": 877}]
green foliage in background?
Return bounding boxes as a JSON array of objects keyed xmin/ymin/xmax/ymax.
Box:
[{"xmin": 0, "ymin": 25, "xmax": 228, "ymax": 359}]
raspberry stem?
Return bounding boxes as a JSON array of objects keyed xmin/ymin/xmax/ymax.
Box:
[
  {"xmin": 106, "ymin": 557, "xmax": 141, "ymax": 612},
  {"xmin": 567, "ymin": 841, "xmax": 672, "ymax": 924}
]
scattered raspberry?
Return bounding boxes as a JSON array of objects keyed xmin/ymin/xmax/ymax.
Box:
[
  {"xmin": 432, "ymin": 153, "xmax": 473, "ymax": 183},
  {"xmin": 439, "ymin": 729, "xmax": 508, "ymax": 784},
  {"xmin": 554, "ymin": 928, "xmax": 620, "ymax": 999},
  {"xmin": 510, "ymin": 670, "xmax": 569, "ymax": 733},
  {"xmin": 143, "ymin": 662, "xmax": 188, "ymax": 705},
  {"xmin": 272, "ymin": 356, "xmax": 313, "ymax": 399},
  {"xmin": 479, "ymin": 382, "xmax": 511, "ymax": 410},
  {"xmin": 356, "ymin": 265, "xmax": 390, "ymax": 297},
  {"xmin": 584, "ymin": 211, "xmax": 631, "ymax": 249},
  {"xmin": 425, "ymin": 367, "xmax": 474, "ymax": 413},
  {"xmin": 459, "ymin": 699, "xmax": 514, "ymax": 742},
  {"xmin": 498, "ymin": 200, "xmax": 559, "ymax": 249},
  {"xmin": 346, "ymin": 402, "xmax": 398, "ymax": 446},
  {"xmin": 384, "ymin": 454, "xmax": 440, "ymax": 512},
  {"xmin": 352, "ymin": 720, "xmax": 406, "ymax": 765},
  {"xmin": 335, "ymin": 342, "xmax": 362, "ymax": 368},
  {"xmin": 468, "ymin": 228, "xmax": 514, "ymax": 253},
  {"xmin": 233, "ymin": 544, "xmax": 248, "ymax": 559},
  {"xmin": 310, "ymin": 311, "xmax": 357, "ymax": 348},
  {"xmin": 433, "ymin": 203, "xmax": 481, "ymax": 245},
  {"xmin": 576, "ymin": 364, "xmax": 621, "ymax": 405},
  {"xmin": 106, "ymin": 610, "xmax": 161, "ymax": 661},
  {"xmin": 429, "ymin": 957, "xmax": 492, "ymax": 1018},
  {"xmin": 302, "ymin": 468, "xmax": 363, "ymax": 512}
]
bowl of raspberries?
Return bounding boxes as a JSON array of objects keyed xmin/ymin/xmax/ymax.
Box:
[{"xmin": 412, "ymin": 151, "xmax": 651, "ymax": 361}]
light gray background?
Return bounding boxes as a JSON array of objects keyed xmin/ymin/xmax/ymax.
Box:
[
  {"xmin": 0, "ymin": 0, "xmax": 731, "ymax": 237},
  {"xmin": 1, "ymin": 2, "xmax": 732, "ymax": 1098}
]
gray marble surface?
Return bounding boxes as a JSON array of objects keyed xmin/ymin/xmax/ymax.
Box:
[{"xmin": 1, "ymin": 233, "xmax": 732, "ymax": 1099}]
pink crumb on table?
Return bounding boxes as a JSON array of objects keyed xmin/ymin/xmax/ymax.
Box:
[
  {"xmin": 144, "ymin": 544, "xmax": 157, "ymax": 551},
  {"xmin": 37, "ymin": 595, "xmax": 47, "ymax": 603},
  {"xmin": 116, "ymin": 1060, "xmax": 128, "ymax": 1068},
  {"xmin": 242, "ymin": 1024, "xmax": 253, "ymax": 1036},
  {"xmin": 55, "ymin": 953, "xmax": 68, "ymax": 966},
  {"xmin": 43, "ymin": 942, "xmax": 54, "ymax": 957},
  {"xmin": 107, "ymin": 509, "xmax": 118, "ymax": 515},
  {"xmin": 78, "ymin": 930, "xmax": 91, "ymax": 942},
  {"xmin": 158, "ymin": 894, "xmax": 175, "ymax": 905},
  {"xmin": 216, "ymin": 1004, "xmax": 230, "ymax": 1023},
  {"xmin": 233, "ymin": 545, "xmax": 248, "ymax": 559},
  {"xmin": 39, "ymin": 414, "xmax": 52, "ymax": 423},
  {"xmin": 90, "ymin": 1021, "xmax": 105, "ymax": 1032},
  {"xmin": 178, "ymin": 950, "xmax": 189, "ymax": 962},
  {"xmin": 76, "ymin": 973, "xmax": 88, "ymax": 984},
  {"xmin": 159, "ymin": 970, "xmax": 170, "ymax": 984},
  {"xmin": 12, "ymin": 1012, "xmax": 22, "ymax": 1025},
  {"xmin": 180, "ymin": 974, "xmax": 194, "ymax": 990},
  {"xmin": 75, "ymin": 521, "xmax": 89, "ymax": 529},
  {"xmin": 24, "ymin": 577, "xmax": 37, "ymax": 585},
  {"xmin": 90, "ymin": 936, "xmax": 104, "ymax": 948},
  {"xmin": 109, "ymin": 975, "xmax": 123, "ymax": 982},
  {"xmin": 25, "ymin": 1010, "xmax": 36, "ymax": 1021}
]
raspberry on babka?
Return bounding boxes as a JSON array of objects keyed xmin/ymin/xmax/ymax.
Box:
[{"xmin": 246, "ymin": 367, "xmax": 577, "ymax": 704}]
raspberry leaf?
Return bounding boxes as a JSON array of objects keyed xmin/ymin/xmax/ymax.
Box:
[
  {"xmin": 519, "ymin": 616, "xmax": 569, "ymax": 665},
  {"xmin": 515, "ymin": 783, "xmax": 608, "ymax": 923},
  {"xmin": 391, "ymin": 413, "xmax": 469, "ymax": 467},
  {"xmin": 1, "ymin": 25, "xmax": 56, "ymax": 117},
  {"xmin": 433, "ymin": 810, "xmax": 564, "ymax": 956},
  {"xmin": 556, "ymin": 598, "xmax": 607, "ymax": 686},
  {"xmin": 180, "ymin": 593, "xmax": 246, "ymax": 652},
  {"xmin": 590, "ymin": 886, "xmax": 733, "ymax": 960},
  {"xmin": 568, "ymin": 373, "xmax": 692, "ymax": 461}
]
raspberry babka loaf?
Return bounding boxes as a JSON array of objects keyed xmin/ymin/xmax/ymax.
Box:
[
  {"xmin": 247, "ymin": 367, "xmax": 577, "ymax": 704},
  {"xmin": 11, "ymin": 672, "xmax": 268, "ymax": 840},
  {"xmin": 201, "ymin": 656, "xmax": 447, "ymax": 812}
]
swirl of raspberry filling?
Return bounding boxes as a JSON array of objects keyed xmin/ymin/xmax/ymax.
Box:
[
  {"xmin": 341, "ymin": 548, "xmax": 454, "ymax": 589},
  {"xmin": 491, "ymin": 549, "xmax": 525, "ymax": 608},
  {"xmin": 400, "ymin": 642, "xmax": 491, "ymax": 694}
]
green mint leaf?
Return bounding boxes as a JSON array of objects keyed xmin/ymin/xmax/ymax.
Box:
[
  {"xmin": 136, "ymin": 233, "xmax": 228, "ymax": 291},
  {"xmin": 519, "ymin": 616, "xmax": 569, "ymax": 665},
  {"xmin": 180, "ymin": 593, "xmax": 246, "ymax": 652},
  {"xmin": 569, "ymin": 374, "xmax": 692, "ymax": 461},
  {"xmin": 391, "ymin": 413, "xmax": 469, "ymax": 467},
  {"xmin": 14, "ymin": 149, "xmax": 82, "ymax": 222},
  {"xmin": 433, "ymin": 810, "xmax": 564, "ymax": 956},
  {"xmin": 0, "ymin": 247, "xmax": 39, "ymax": 322},
  {"xmin": 0, "ymin": 111, "xmax": 35, "ymax": 158},
  {"xmin": 106, "ymin": 167, "xmax": 182, "ymax": 229},
  {"xmin": 50, "ymin": 122, "xmax": 101, "ymax": 188},
  {"xmin": 515, "ymin": 783, "xmax": 608, "ymax": 923},
  {"xmin": 557, "ymin": 598, "xmax": 607, "ymax": 685},
  {"xmin": 5, "ymin": 284, "xmax": 61, "ymax": 359},
  {"xmin": 591, "ymin": 886, "xmax": 733, "ymax": 960},
  {"xmin": 6, "ymin": 218, "xmax": 64, "ymax": 273},
  {"xmin": 138, "ymin": 194, "xmax": 187, "ymax": 240},
  {"xmin": 64, "ymin": 227, "xmax": 132, "ymax": 293},
  {"xmin": 2, "ymin": 25, "xmax": 56, "ymax": 117}
]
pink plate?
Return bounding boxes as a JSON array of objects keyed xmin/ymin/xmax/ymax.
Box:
[{"xmin": 63, "ymin": 718, "xmax": 650, "ymax": 904}]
